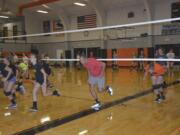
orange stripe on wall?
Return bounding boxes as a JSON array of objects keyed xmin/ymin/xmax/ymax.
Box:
[
  {"xmin": 118, "ymin": 48, "xmax": 138, "ymax": 67},
  {"xmin": 108, "ymin": 48, "xmax": 148, "ymax": 67}
]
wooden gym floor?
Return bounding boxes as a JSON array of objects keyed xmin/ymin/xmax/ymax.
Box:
[{"xmin": 0, "ymin": 68, "xmax": 179, "ymax": 135}]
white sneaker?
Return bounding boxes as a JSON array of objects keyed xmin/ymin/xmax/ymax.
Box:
[
  {"xmin": 29, "ymin": 107, "xmax": 38, "ymax": 112},
  {"xmin": 106, "ymin": 86, "xmax": 113, "ymax": 96},
  {"xmin": 7, "ymin": 104, "xmax": 17, "ymax": 109},
  {"xmin": 91, "ymin": 103, "xmax": 101, "ymax": 109},
  {"xmin": 154, "ymin": 98, "xmax": 162, "ymax": 104}
]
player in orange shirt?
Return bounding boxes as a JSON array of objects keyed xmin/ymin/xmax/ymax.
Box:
[{"xmin": 144, "ymin": 48, "xmax": 167, "ymax": 103}]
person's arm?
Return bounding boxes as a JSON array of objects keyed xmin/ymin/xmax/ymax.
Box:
[
  {"xmin": 102, "ymin": 62, "xmax": 106, "ymax": 72},
  {"xmin": 173, "ymin": 53, "xmax": 175, "ymax": 58},
  {"xmin": 99, "ymin": 62, "xmax": 106, "ymax": 77},
  {"xmin": 41, "ymin": 68, "xmax": 47, "ymax": 85},
  {"xmin": 3, "ymin": 66, "xmax": 12, "ymax": 81},
  {"xmin": 16, "ymin": 67, "xmax": 19, "ymax": 79}
]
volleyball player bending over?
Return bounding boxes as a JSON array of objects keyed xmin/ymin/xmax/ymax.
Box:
[{"xmin": 80, "ymin": 56, "xmax": 113, "ymax": 109}]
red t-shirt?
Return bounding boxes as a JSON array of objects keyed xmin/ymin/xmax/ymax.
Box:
[{"xmin": 83, "ymin": 58, "xmax": 102, "ymax": 77}]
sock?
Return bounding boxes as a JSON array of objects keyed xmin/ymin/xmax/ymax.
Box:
[
  {"xmin": 11, "ymin": 99, "xmax": 16, "ymax": 105},
  {"xmin": 95, "ymin": 99, "xmax": 100, "ymax": 104},
  {"xmin": 33, "ymin": 101, "xmax": 37, "ymax": 109}
]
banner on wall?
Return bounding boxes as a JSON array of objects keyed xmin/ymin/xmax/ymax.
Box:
[
  {"xmin": 13, "ymin": 25, "xmax": 18, "ymax": 36},
  {"xmin": 162, "ymin": 23, "xmax": 180, "ymax": 35},
  {"xmin": 172, "ymin": 2, "xmax": 180, "ymax": 22},
  {"xmin": 53, "ymin": 20, "xmax": 64, "ymax": 31},
  {"xmin": 3, "ymin": 27, "xmax": 8, "ymax": 37},
  {"xmin": 53, "ymin": 19, "xmax": 64, "ymax": 37}
]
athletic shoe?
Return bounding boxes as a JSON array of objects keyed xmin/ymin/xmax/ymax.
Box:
[
  {"xmin": 106, "ymin": 86, "xmax": 113, "ymax": 96},
  {"xmin": 29, "ymin": 107, "xmax": 38, "ymax": 112},
  {"xmin": 7, "ymin": 104, "xmax": 17, "ymax": 109},
  {"xmin": 154, "ymin": 98, "xmax": 162, "ymax": 103},
  {"xmin": 91, "ymin": 103, "xmax": 101, "ymax": 109},
  {"xmin": 52, "ymin": 90, "xmax": 60, "ymax": 96}
]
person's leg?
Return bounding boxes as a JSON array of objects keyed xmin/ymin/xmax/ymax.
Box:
[
  {"xmin": 16, "ymin": 79, "xmax": 26, "ymax": 95},
  {"xmin": 167, "ymin": 62, "xmax": 171, "ymax": 78},
  {"xmin": 170, "ymin": 62, "xmax": 174, "ymax": 78},
  {"xmin": 139, "ymin": 62, "xmax": 142, "ymax": 71},
  {"xmin": 5, "ymin": 81, "xmax": 16, "ymax": 108},
  {"xmin": 30, "ymin": 82, "xmax": 40, "ymax": 111},
  {"xmin": 98, "ymin": 77, "xmax": 113, "ymax": 96},
  {"xmin": 46, "ymin": 75, "xmax": 53, "ymax": 88},
  {"xmin": 141, "ymin": 62, "xmax": 144, "ymax": 71},
  {"xmin": 115, "ymin": 61, "xmax": 118, "ymax": 69},
  {"xmin": 157, "ymin": 76, "xmax": 166, "ymax": 100},
  {"xmin": 152, "ymin": 76, "xmax": 161, "ymax": 102},
  {"xmin": 41, "ymin": 82, "xmax": 52, "ymax": 96},
  {"xmin": 3, "ymin": 81, "xmax": 8, "ymax": 91},
  {"xmin": 88, "ymin": 76, "xmax": 100, "ymax": 104},
  {"xmin": 89, "ymin": 83, "xmax": 99, "ymax": 103},
  {"xmin": 41, "ymin": 80, "xmax": 60, "ymax": 97}
]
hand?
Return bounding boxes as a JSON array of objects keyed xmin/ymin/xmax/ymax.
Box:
[{"xmin": 99, "ymin": 70, "xmax": 104, "ymax": 78}]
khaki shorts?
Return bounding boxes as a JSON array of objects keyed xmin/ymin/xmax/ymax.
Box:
[{"xmin": 88, "ymin": 75, "xmax": 105, "ymax": 90}]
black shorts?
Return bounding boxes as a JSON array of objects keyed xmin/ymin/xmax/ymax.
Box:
[
  {"xmin": 36, "ymin": 78, "xmax": 44, "ymax": 85},
  {"xmin": 46, "ymin": 69, "xmax": 51, "ymax": 76}
]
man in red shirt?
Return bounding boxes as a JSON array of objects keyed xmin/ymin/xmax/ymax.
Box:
[{"xmin": 80, "ymin": 56, "xmax": 113, "ymax": 109}]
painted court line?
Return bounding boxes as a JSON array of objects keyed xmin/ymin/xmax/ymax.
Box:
[{"xmin": 13, "ymin": 80, "xmax": 180, "ymax": 135}]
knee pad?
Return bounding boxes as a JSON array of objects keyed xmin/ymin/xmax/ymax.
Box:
[
  {"xmin": 4, "ymin": 91, "xmax": 11, "ymax": 96},
  {"xmin": 152, "ymin": 85, "xmax": 160, "ymax": 90},
  {"xmin": 153, "ymin": 82, "xmax": 166, "ymax": 90}
]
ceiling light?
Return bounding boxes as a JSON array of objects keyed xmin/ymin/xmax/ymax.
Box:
[
  {"xmin": 74, "ymin": 2, "xmax": 86, "ymax": 6},
  {"xmin": 0, "ymin": 15, "xmax": 9, "ymax": 18},
  {"xmin": 42, "ymin": 4, "xmax": 51, "ymax": 9},
  {"xmin": 37, "ymin": 10, "xmax": 48, "ymax": 14}
]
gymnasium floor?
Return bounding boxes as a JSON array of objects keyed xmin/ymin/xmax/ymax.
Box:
[{"xmin": 0, "ymin": 68, "xmax": 179, "ymax": 135}]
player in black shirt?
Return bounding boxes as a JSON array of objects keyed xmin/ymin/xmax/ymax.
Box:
[
  {"xmin": 29, "ymin": 54, "xmax": 60, "ymax": 112},
  {"xmin": 2, "ymin": 57, "xmax": 18, "ymax": 109}
]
